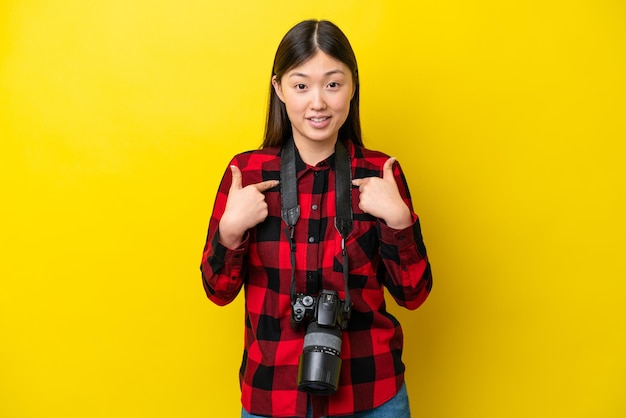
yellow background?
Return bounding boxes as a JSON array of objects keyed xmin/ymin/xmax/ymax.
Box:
[{"xmin": 1, "ymin": 1, "xmax": 625, "ymax": 417}]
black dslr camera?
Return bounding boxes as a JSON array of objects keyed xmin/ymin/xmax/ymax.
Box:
[{"xmin": 291, "ymin": 290, "xmax": 351, "ymax": 395}]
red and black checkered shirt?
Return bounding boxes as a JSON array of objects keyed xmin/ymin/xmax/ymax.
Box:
[{"xmin": 201, "ymin": 140, "xmax": 432, "ymax": 418}]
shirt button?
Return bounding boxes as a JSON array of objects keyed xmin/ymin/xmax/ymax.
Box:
[
  {"xmin": 312, "ymin": 204, "xmax": 318, "ymax": 211},
  {"xmin": 308, "ymin": 236, "xmax": 315, "ymax": 243}
]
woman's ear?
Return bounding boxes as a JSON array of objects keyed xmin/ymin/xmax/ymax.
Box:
[{"xmin": 272, "ymin": 75, "xmax": 285, "ymax": 103}]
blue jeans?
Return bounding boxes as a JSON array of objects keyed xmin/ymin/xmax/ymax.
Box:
[{"xmin": 241, "ymin": 382, "xmax": 410, "ymax": 418}]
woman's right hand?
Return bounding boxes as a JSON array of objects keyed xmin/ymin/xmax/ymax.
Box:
[{"xmin": 218, "ymin": 165, "xmax": 279, "ymax": 249}]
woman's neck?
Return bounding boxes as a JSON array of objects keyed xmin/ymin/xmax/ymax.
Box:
[{"xmin": 293, "ymin": 136, "xmax": 337, "ymax": 166}]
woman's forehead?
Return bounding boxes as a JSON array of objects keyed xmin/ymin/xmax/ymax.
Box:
[{"xmin": 286, "ymin": 51, "xmax": 350, "ymax": 77}]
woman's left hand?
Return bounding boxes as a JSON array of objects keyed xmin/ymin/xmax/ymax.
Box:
[{"xmin": 352, "ymin": 157, "xmax": 412, "ymax": 230}]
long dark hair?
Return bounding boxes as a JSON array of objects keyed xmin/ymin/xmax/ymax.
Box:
[{"xmin": 262, "ymin": 20, "xmax": 362, "ymax": 148}]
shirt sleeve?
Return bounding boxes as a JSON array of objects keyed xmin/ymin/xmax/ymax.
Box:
[
  {"xmin": 377, "ymin": 161, "xmax": 433, "ymax": 310},
  {"xmin": 200, "ymin": 159, "xmax": 249, "ymax": 306}
]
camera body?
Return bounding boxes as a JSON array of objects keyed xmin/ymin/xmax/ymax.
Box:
[{"xmin": 291, "ymin": 290, "xmax": 351, "ymax": 395}]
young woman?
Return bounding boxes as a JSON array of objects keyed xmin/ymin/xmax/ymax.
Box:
[{"xmin": 201, "ymin": 20, "xmax": 432, "ymax": 418}]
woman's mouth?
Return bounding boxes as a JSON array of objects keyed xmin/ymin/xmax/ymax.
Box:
[
  {"xmin": 309, "ymin": 117, "xmax": 329, "ymax": 123},
  {"xmin": 307, "ymin": 116, "xmax": 331, "ymax": 128}
]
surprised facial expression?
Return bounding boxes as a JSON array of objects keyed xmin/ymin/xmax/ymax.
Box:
[{"xmin": 273, "ymin": 51, "xmax": 355, "ymax": 148}]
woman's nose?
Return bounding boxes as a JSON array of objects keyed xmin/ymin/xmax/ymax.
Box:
[{"xmin": 310, "ymin": 89, "xmax": 327, "ymax": 110}]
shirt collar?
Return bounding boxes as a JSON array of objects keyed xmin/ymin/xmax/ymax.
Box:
[{"xmin": 294, "ymin": 145, "xmax": 339, "ymax": 176}]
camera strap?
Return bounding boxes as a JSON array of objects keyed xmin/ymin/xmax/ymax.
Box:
[{"xmin": 280, "ymin": 138, "xmax": 353, "ymax": 315}]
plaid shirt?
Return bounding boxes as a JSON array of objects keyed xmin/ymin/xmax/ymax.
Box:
[{"xmin": 201, "ymin": 140, "xmax": 432, "ymax": 418}]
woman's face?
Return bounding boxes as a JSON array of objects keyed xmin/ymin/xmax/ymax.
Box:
[{"xmin": 273, "ymin": 50, "xmax": 354, "ymax": 149}]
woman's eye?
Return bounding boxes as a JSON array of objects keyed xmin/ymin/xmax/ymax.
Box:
[
  {"xmin": 328, "ymin": 82, "xmax": 339, "ymax": 88},
  {"xmin": 296, "ymin": 84, "xmax": 307, "ymax": 90}
]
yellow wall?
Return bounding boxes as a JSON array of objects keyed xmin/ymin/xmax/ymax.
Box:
[{"xmin": 1, "ymin": 1, "xmax": 624, "ymax": 417}]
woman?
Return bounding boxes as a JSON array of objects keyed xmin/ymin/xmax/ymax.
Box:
[{"xmin": 201, "ymin": 19, "xmax": 432, "ymax": 418}]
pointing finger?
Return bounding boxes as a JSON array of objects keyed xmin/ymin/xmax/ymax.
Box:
[{"xmin": 253, "ymin": 179, "xmax": 280, "ymax": 192}]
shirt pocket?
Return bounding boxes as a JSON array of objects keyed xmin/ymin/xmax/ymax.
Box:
[{"xmin": 334, "ymin": 216, "xmax": 380, "ymax": 288}]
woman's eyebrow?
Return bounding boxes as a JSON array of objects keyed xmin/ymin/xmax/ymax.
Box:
[{"xmin": 288, "ymin": 69, "xmax": 346, "ymax": 78}]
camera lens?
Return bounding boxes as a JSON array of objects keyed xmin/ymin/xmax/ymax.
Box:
[{"xmin": 297, "ymin": 323, "xmax": 342, "ymax": 395}]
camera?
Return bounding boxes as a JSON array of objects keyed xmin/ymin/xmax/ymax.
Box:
[{"xmin": 291, "ymin": 290, "xmax": 351, "ymax": 395}]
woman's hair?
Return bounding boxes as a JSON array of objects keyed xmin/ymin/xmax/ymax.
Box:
[{"xmin": 262, "ymin": 20, "xmax": 362, "ymax": 148}]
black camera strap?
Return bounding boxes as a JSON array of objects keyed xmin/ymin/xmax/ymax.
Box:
[{"xmin": 280, "ymin": 138, "xmax": 353, "ymax": 316}]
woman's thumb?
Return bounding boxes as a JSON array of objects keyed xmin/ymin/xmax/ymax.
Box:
[
  {"xmin": 229, "ymin": 165, "xmax": 243, "ymax": 190},
  {"xmin": 382, "ymin": 157, "xmax": 396, "ymax": 180}
]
